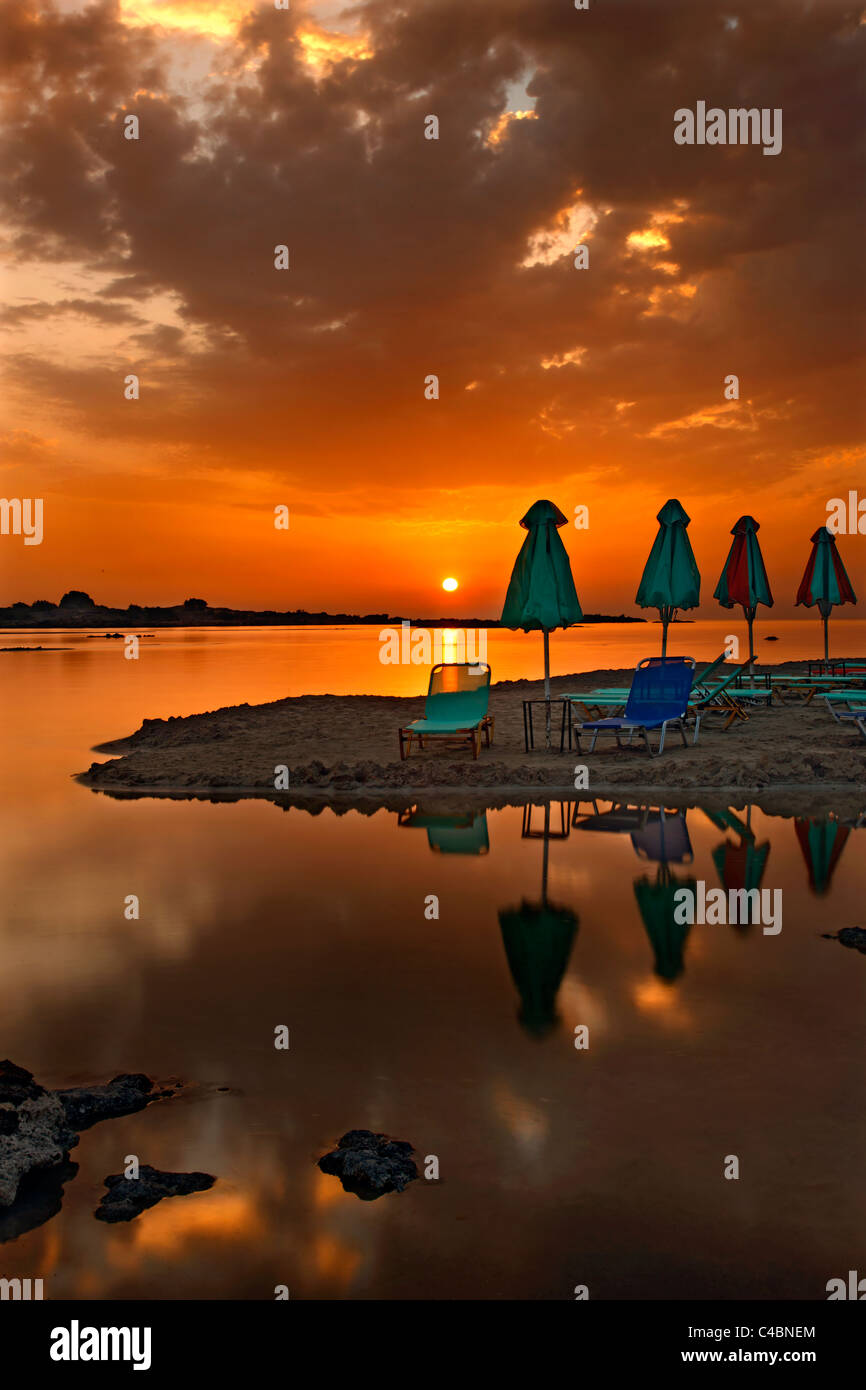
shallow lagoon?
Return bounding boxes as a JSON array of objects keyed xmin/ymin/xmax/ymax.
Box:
[{"xmin": 1, "ymin": 630, "xmax": 863, "ymax": 1300}]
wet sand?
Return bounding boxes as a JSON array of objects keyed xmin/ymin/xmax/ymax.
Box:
[{"xmin": 77, "ymin": 663, "xmax": 866, "ymax": 817}]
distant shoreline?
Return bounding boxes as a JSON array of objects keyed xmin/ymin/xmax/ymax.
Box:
[{"xmin": 0, "ymin": 599, "xmax": 646, "ymax": 630}]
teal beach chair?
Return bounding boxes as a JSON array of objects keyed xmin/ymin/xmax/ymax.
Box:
[{"xmin": 398, "ymin": 662, "xmax": 493, "ymax": 760}]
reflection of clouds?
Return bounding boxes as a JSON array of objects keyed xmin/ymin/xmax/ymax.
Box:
[
  {"xmin": 558, "ymin": 976, "xmax": 607, "ymax": 1039},
  {"xmin": 491, "ymin": 1080, "xmax": 549, "ymax": 1157},
  {"xmin": 121, "ymin": 1191, "xmax": 261, "ymax": 1258},
  {"xmin": 631, "ymin": 976, "xmax": 693, "ymax": 1030}
]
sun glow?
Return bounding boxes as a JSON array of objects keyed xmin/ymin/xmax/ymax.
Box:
[{"xmin": 442, "ymin": 577, "xmax": 458, "ymax": 591}]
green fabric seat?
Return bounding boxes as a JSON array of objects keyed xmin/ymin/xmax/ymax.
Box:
[{"xmin": 398, "ymin": 663, "xmax": 492, "ymax": 759}]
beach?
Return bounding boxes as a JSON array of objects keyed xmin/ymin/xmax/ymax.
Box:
[{"xmin": 78, "ymin": 661, "xmax": 866, "ymax": 818}]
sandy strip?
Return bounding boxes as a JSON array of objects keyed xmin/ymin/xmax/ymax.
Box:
[{"xmin": 76, "ymin": 664, "xmax": 866, "ymax": 816}]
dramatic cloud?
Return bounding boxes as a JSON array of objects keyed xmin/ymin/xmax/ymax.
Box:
[{"xmin": 0, "ymin": 0, "xmax": 863, "ymax": 611}]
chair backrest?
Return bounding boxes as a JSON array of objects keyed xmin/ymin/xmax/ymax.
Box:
[
  {"xmin": 698, "ymin": 659, "xmax": 751, "ymax": 702},
  {"xmin": 425, "ymin": 662, "xmax": 491, "ymax": 722},
  {"xmin": 625, "ymin": 657, "xmax": 695, "ymax": 722},
  {"xmin": 692, "ymin": 652, "xmax": 729, "ymax": 694}
]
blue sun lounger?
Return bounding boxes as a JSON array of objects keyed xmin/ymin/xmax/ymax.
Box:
[
  {"xmin": 579, "ymin": 657, "xmax": 697, "ymax": 756},
  {"xmin": 824, "ymin": 697, "xmax": 866, "ymax": 742}
]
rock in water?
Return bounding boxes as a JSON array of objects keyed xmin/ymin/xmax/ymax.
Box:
[
  {"xmin": 56, "ymin": 1074, "xmax": 158, "ymax": 1130},
  {"xmin": 0, "ymin": 1061, "xmax": 78, "ymax": 1209},
  {"xmin": 318, "ymin": 1130, "xmax": 418, "ymax": 1200},
  {"xmin": 0, "ymin": 1060, "xmax": 177, "ymax": 1218},
  {"xmin": 822, "ymin": 926, "xmax": 866, "ymax": 954},
  {"xmin": 95, "ymin": 1166, "xmax": 216, "ymax": 1223}
]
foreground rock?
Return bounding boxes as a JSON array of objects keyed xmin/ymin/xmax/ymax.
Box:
[
  {"xmin": 0, "ymin": 1060, "xmax": 177, "ymax": 1227},
  {"xmin": 95, "ymin": 1165, "xmax": 215, "ymax": 1223},
  {"xmin": 822, "ymin": 926, "xmax": 866, "ymax": 953},
  {"xmin": 318, "ymin": 1130, "xmax": 418, "ymax": 1200},
  {"xmin": 0, "ymin": 1063, "xmax": 77, "ymax": 1209}
]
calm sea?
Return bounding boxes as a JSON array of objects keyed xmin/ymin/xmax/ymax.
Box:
[{"xmin": 0, "ymin": 622, "xmax": 863, "ymax": 1299}]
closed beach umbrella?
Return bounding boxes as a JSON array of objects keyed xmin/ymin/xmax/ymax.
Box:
[
  {"xmin": 501, "ymin": 499, "xmax": 582, "ymax": 748},
  {"xmin": 795, "ymin": 527, "xmax": 857, "ymax": 661},
  {"xmin": 636, "ymin": 499, "xmax": 701, "ymax": 655},
  {"xmin": 713, "ymin": 515, "xmax": 773, "ymax": 666}
]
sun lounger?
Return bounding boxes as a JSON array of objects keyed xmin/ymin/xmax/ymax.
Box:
[
  {"xmin": 398, "ymin": 662, "xmax": 493, "ymax": 760},
  {"xmin": 565, "ymin": 653, "xmax": 726, "ymax": 713},
  {"xmin": 578, "ymin": 657, "xmax": 697, "ymax": 756},
  {"xmin": 823, "ymin": 697, "xmax": 866, "ymax": 740}
]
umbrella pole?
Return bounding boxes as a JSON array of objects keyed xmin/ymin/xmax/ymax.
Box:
[
  {"xmin": 543, "ymin": 629, "xmax": 551, "ymax": 749},
  {"xmin": 661, "ymin": 610, "xmax": 668, "ymax": 657},
  {"xmin": 542, "ymin": 803, "xmax": 550, "ymax": 904},
  {"xmin": 823, "ymin": 612, "xmax": 830, "ymax": 662},
  {"xmin": 747, "ymin": 609, "xmax": 755, "ymax": 669}
]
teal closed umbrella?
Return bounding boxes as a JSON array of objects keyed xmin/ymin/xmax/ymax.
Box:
[
  {"xmin": 501, "ymin": 500, "xmax": 582, "ymax": 747},
  {"xmin": 636, "ymin": 499, "xmax": 701, "ymax": 656},
  {"xmin": 713, "ymin": 515, "xmax": 773, "ymax": 666}
]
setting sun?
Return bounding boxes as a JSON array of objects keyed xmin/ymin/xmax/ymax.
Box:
[{"xmin": 442, "ymin": 578, "xmax": 459, "ymax": 592}]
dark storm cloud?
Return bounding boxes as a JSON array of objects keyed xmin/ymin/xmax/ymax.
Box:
[{"xmin": 0, "ymin": 0, "xmax": 863, "ymax": 493}]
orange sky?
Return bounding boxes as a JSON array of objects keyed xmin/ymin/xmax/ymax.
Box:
[{"xmin": 1, "ymin": 0, "xmax": 863, "ymax": 616}]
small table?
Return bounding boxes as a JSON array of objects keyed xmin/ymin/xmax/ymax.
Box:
[{"xmin": 522, "ymin": 698, "xmax": 579, "ymax": 753}]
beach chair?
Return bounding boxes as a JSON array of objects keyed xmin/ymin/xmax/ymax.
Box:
[
  {"xmin": 564, "ymin": 653, "xmax": 708, "ymax": 718},
  {"xmin": 398, "ymin": 662, "xmax": 493, "ymax": 760},
  {"xmin": 688, "ymin": 659, "xmax": 758, "ymax": 728},
  {"xmin": 823, "ymin": 697, "xmax": 866, "ymax": 742},
  {"xmin": 579, "ymin": 657, "xmax": 697, "ymax": 757}
]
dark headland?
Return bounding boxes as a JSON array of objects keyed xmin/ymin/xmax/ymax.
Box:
[{"xmin": 0, "ymin": 591, "xmax": 645, "ymax": 630}]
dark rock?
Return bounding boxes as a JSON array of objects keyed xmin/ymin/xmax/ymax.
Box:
[
  {"xmin": 318, "ymin": 1129, "xmax": 418, "ymax": 1201},
  {"xmin": 0, "ymin": 1060, "xmax": 45, "ymax": 1106},
  {"xmin": 0, "ymin": 1062, "xmax": 178, "ymax": 1223},
  {"xmin": 94, "ymin": 1166, "xmax": 216, "ymax": 1223},
  {"xmin": 0, "ymin": 1161, "xmax": 78, "ymax": 1244},
  {"xmin": 56, "ymin": 1073, "xmax": 159, "ymax": 1130},
  {"xmin": 822, "ymin": 926, "xmax": 866, "ymax": 953}
]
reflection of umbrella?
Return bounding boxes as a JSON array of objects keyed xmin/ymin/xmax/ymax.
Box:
[
  {"xmin": 634, "ymin": 868, "xmax": 696, "ymax": 982},
  {"xmin": 498, "ymin": 802, "xmax": 578, "ymax": 1037},
  {"xmin": 712, "ymin": 838, "xmax": 770, "ymax": 893},
  {"xmin": 499, "ymin": 901, "xmax": 579, "ymax": 1037},
  {"xmin": 501, "ymin": 500, "xmax": 582, "ymax": 748},
  {"xmin": 794, "ymin": 817, "xmax": 851, "ymax": 895},
  {"xmin": 397, "ymin": 809, "xmax": 489, "ymax": 854},
  {"xmin": 795, "ymin": 527, "xmax": 857, "ymax": 661},
  {"xmin": 636, "ymin": 499, "xmax": 701, "ymax": 656},
  {"xmin": 714, "ymin": 515, "xmax": 773, "ymax": 665},
  {"xmin": 711, "ymin": 836, "xmax": 770, "ymax": 933}
]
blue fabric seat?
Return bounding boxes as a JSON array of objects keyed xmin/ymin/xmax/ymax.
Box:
[{"xmin": 580, "ymin": 657, "xmax": 697, "ymax": 757}]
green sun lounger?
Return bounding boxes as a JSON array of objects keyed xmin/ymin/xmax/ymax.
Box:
[{"xmin": 398, "ymin": 662, "xmax": 493, "ymax": 760}]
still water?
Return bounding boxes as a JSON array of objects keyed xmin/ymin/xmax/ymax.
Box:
[{"xmin": 1, "ymin": 627, "xmax": 864, "ymax": 1299}]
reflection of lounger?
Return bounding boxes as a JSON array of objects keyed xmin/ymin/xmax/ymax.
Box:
[
  {"xmin": 398, "ymin": 662, "xmax": 493, "ymax": 760},
  {"xmin": 397, "ymin": 809, "xmax": 489, "ymax": 855},
  {"xmin": 630, "ymin": 809, "xmax": 693, "ymax": 865}
]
